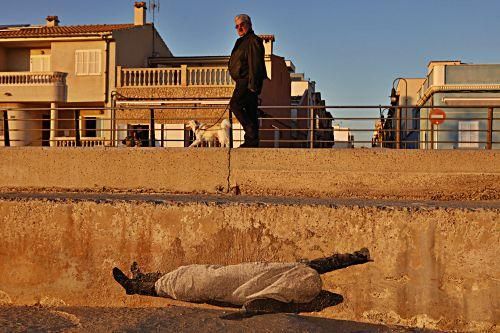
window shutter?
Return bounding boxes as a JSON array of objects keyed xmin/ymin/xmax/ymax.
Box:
[
  {"xmin": 459, "ymin": 121, "xmax": 479, "ymax": 148},
  {"xmin": 75, "ymin": 50, "xmax": 101, "ymax": 75}
]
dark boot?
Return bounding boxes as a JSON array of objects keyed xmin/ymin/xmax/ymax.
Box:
[
  {"xmin": 112, "ymin": 267, "xmax": 159, "ymax": 296},
  {"xmin": 130, "ymin": 261, "xmax": 163, "ymax": 281},
  {"xmin": 305, "ymin": 248, "xmax": 372, "ymax": 274}
]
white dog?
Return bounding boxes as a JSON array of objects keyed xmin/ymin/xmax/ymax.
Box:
[{"xmin": 186, "ymin": 119, "xmax": 231, "ymax": 147}]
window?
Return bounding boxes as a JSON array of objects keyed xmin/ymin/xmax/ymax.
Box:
[
  {"xmin": 75, "ymin": 50, "xmax": 101, "ymax": 75},
  {"xmin": 83, "ymin": 117, "xmax": 104, "ymax": 138},
  {"xmin": 30, "ymin": 55, "xmax": 51, "ymax": 72},
  {"xmin": 458, "ymin": 121, "xmax": 479, "ymax": 148}
]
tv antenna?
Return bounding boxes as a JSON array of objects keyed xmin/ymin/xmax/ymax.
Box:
[{"xmin": 149, "ymin": 0, "xmax": 160, "ymax": 25}]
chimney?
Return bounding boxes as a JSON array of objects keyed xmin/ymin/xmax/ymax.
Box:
[
  {"xmin": 259, "ymin": 35, "xmax": 275, "ymax": 56},
  {"xmin": 134, "ymin": 2, "xmax": 147, "ymax": 26},
  {"xmin": 46, "ymin": 16, "xmax": 60, "ymax": 27}
]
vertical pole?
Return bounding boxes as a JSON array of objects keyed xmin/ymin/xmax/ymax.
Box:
[
  {"xmin": 430, "ymin": 123, "xmax": 434, "ymax": 150},
  {"xmin": 149, "ymin": 108, "xmax": 155, "ymax": 147},
  {"xmin": 111, "ymin": 105, "xmax": 116, "ymax": 147},
  {"xmin": 396, "ymin": 107, "xmax": 401, "ymax": 149},
  {"xmin": 487, "ymin": 107, "xmax": 493, "ymax": 150},
  {"xmin": 2, "ymin": 110, "xmax": 10, "ymax": 147},
  {"xmin": 74, "ymin": 110, "xmax": 81, "ymax": 147},
  {"xmin": 229, "ymin": 110, "xmax": 234, "ymax": 149},
  {"xmin": 50, "ymin": 102, "xmax": 58, "ymax": 147},
  {"xmin": 160, "ymin": 124, "xmax": 165, "ymax": 148},
  {"xmin": 309, "ymin": 108, "xmax": 315, "ymax": 149}
]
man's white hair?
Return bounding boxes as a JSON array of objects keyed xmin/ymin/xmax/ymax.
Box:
[{"xmin": 235, "ymin": 14, "xmax": 252, "ymax": 26}]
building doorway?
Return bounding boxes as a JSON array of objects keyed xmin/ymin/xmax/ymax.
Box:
[{"xmin": 128, "ymin": 124, "xmax": 150, "ymax": 147}]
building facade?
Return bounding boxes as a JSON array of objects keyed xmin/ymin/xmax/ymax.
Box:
[
  {"xmin": 1, "ymin": 2, "xmax": 329, "ymax": 149},
  {"xmin": 287, "ymin": 61, "xmax": 334, "ymax": 148},
  {"xmin": 380, "ymin": 61, "xmax": 500, "ymax": 149},
  {"xmin": 0, "ymin": 2, "xmax": 171, "ymax": 147}
]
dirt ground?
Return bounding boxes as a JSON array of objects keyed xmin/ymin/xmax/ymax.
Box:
[{"xmin": 0, "ymin": 306, "xmax": 438, "ymax": 333}]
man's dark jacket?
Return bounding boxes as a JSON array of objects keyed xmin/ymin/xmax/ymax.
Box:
[{"xmin": 228, "ymin": 30, "xmax": 267, "ymax": 94}]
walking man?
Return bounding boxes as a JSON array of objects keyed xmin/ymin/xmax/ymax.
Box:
[{"xmin": 229, "ymin": 14, "xmax": 267, "ymax": 148}]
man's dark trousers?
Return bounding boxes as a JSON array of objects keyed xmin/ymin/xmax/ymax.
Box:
[{"xmin": 230, "ymin": 79, "xmax": 259, "ymax": 146}]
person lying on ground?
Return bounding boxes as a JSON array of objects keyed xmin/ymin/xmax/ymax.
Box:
[{"xmin": 112, "ymin": 248, "xmax": 372, "ymax": 314}]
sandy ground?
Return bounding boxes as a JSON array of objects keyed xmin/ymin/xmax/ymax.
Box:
[{"xmin": 0, "ymin": 306, "xmax": 438, "ymax": 333}]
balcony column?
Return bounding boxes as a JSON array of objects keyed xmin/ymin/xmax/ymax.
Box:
[
  {"xmin": 50, "ymin": 102, "xmax": 58, "ymax": 147},
  {"xmin": 181, "ymin": 65, "xmax": 188, "ymax": 86}
]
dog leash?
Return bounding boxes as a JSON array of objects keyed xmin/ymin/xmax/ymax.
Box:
[{"xmin": 201, "ymin": 102, "xmax": 231, "ymax": 131}]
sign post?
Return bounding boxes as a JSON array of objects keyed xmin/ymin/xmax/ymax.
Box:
[{"xmin": 429, "ymin": 108, "xmax": 446, "ymax": 149}]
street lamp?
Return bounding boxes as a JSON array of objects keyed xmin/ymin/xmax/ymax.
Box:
[
  {"xmin": 390, "ymin": 88, "xmax": 399, "ymax": 106},
  {"xmin": 391, "ymin": 78, "xmax": 408, "ymax": 149}
]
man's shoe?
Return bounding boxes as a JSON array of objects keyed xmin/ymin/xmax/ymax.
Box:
[{"xmin": 112, "ymin": 267, "xmax": 135, "ymax": 295}]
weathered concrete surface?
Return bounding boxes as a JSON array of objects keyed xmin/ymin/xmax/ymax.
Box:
[
  {"xmin": 230, "ymin": 149, "xmax": 500, "ymax": 200},
  {"xmin": 0, "ymin": 148, "xmax": 499, "ymax": 200},
  {"xmin": 0, "ymin": 197, "xmax": 498, "ymax": 332},
  {"xmin": 0, "ymin": 306, "xmax": 432, "ymax": 333},
  {"xmin": 0, "ymin": 148, "xmax": 229, "ymax": 194}
]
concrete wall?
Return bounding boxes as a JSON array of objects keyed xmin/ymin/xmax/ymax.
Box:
[
  {"xmin": 6, "ymin": 48, "xmax": 30, "ymax": 71},
  {"xmin": 260, "ymin": 55, "xmax": 292, "ymax": 147},
  {"xmin": 0, "ymin": 47, "xmax": 6, "ymax": 71},
  {"xmin": 114, "ymin": 25, "xmax": 172, "ymax": 69},
  {"xmin": 0, "ymin": 198, "xmax": 497, "ymax": 332},
  {"xmin": 0, "ymin": 148, "xmax": 229, "ymax": 193},
  {"xmin": 0, "ymin": 149, "xmax": 498, "ymax": 201},
  {"xmin": 51, "ymin": 40, "xmax": 106, "ymax": 103}
]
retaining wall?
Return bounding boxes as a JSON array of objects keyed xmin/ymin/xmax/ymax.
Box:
[
  {"xmin": 0, "ymin": 148, "xmax": 499, "ymax": 200},
  {"xmin": 0, "ymin": 198, "xmax": 498, "ymax": 332}
]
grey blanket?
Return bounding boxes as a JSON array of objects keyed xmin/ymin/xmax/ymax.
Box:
[{"xmin": 155, "ymin": 262, "xmax": 322, "ymax": 306}]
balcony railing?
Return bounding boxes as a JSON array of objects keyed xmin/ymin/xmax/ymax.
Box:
[
  {"xmin": 117, "ymin": 66, "xmax": 234, "ymax": 88},
  {"xmin": 0, "ymin": 72, "xmax": 67, "ymax": 86},
  {"xmin": 54, "ymin": 137, "xmax": 106, "ymax": 147}
]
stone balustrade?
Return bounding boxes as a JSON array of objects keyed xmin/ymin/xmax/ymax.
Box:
[
  {"xmin": 54, "ymin": 137, "xmax": 106, "ymax": 147},
  {"xmin": 0, "ymin": 72, "xmax": 67, "ymax": 86},
  {"xmin": 118, "ymin": 66, "xmax": 234, "ymax": 88}
]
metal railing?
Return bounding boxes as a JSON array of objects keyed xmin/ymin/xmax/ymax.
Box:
[{"xmin": 0, "ymin": 105, "xmax": 498, "ymax": 149}]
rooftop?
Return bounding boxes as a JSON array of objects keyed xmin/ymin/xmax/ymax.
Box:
[{"xmin": 0, "ymin": 23, "xmax": 138, "ymax": 39}]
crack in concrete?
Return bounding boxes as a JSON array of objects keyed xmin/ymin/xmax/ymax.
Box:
[{"xmin": 226, "ymin": 147, "xmax": 232, "ymax": 193}]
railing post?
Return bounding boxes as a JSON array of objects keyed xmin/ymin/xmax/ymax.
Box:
[
  {"xmin": 396, "ymin": 107, "xmax": 401, "ymax": 149},
  {"xmin": 430, "ymin": 123, "xmax": 434, "ymax": 150},
  {"xmin": 50, "ymin": 103, "xmax": 58, "ymax": 147},
  {"xmin": 149, "ymin": 108, "xmax": 155, "ymax": 147},
  {"xmin": 2, "ymin": 110, "xmax": 10, "ymax": 147},
  {"xmin": 74, "ymin": 110, "xmax": 81, "ymax": 147},
  {"xmin": 181, "ymin": 65, "xmax": 188, "ymax": 86},
  {"xmin": 309, "ymin": 108, "xmax": 315, "ymax": 149},
  {"xmin": 487, "ymin": 107, "xmax": 493, "ymax": 150},
  {"xmin": 116, "ymin": 66, "xmax": 122, "ymax": 88},
  {"xmin": 229, "ymin": 111, "xmax": 233, "ymax": 149}
]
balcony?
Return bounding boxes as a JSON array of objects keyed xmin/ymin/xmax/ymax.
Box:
[
  {"xmin": 0, "ymin": 71, "xmax": 67, "ymax": 103},
  {"xmin": 116, "ymin": 64, "xmax": 235, "ymax": 100},
  {"xmin": 54, "ymin": 137, "xmax": 107, "ymax": 147}
]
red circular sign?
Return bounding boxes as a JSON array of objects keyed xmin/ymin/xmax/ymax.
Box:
[{"xmin": 429, "ymin": 108, "xmax": 446, "ymax": 125}]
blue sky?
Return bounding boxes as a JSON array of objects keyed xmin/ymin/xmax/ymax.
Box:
[{"xmin": 2, "ymin": 0, "xmax": 500, "ymax": 136}]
